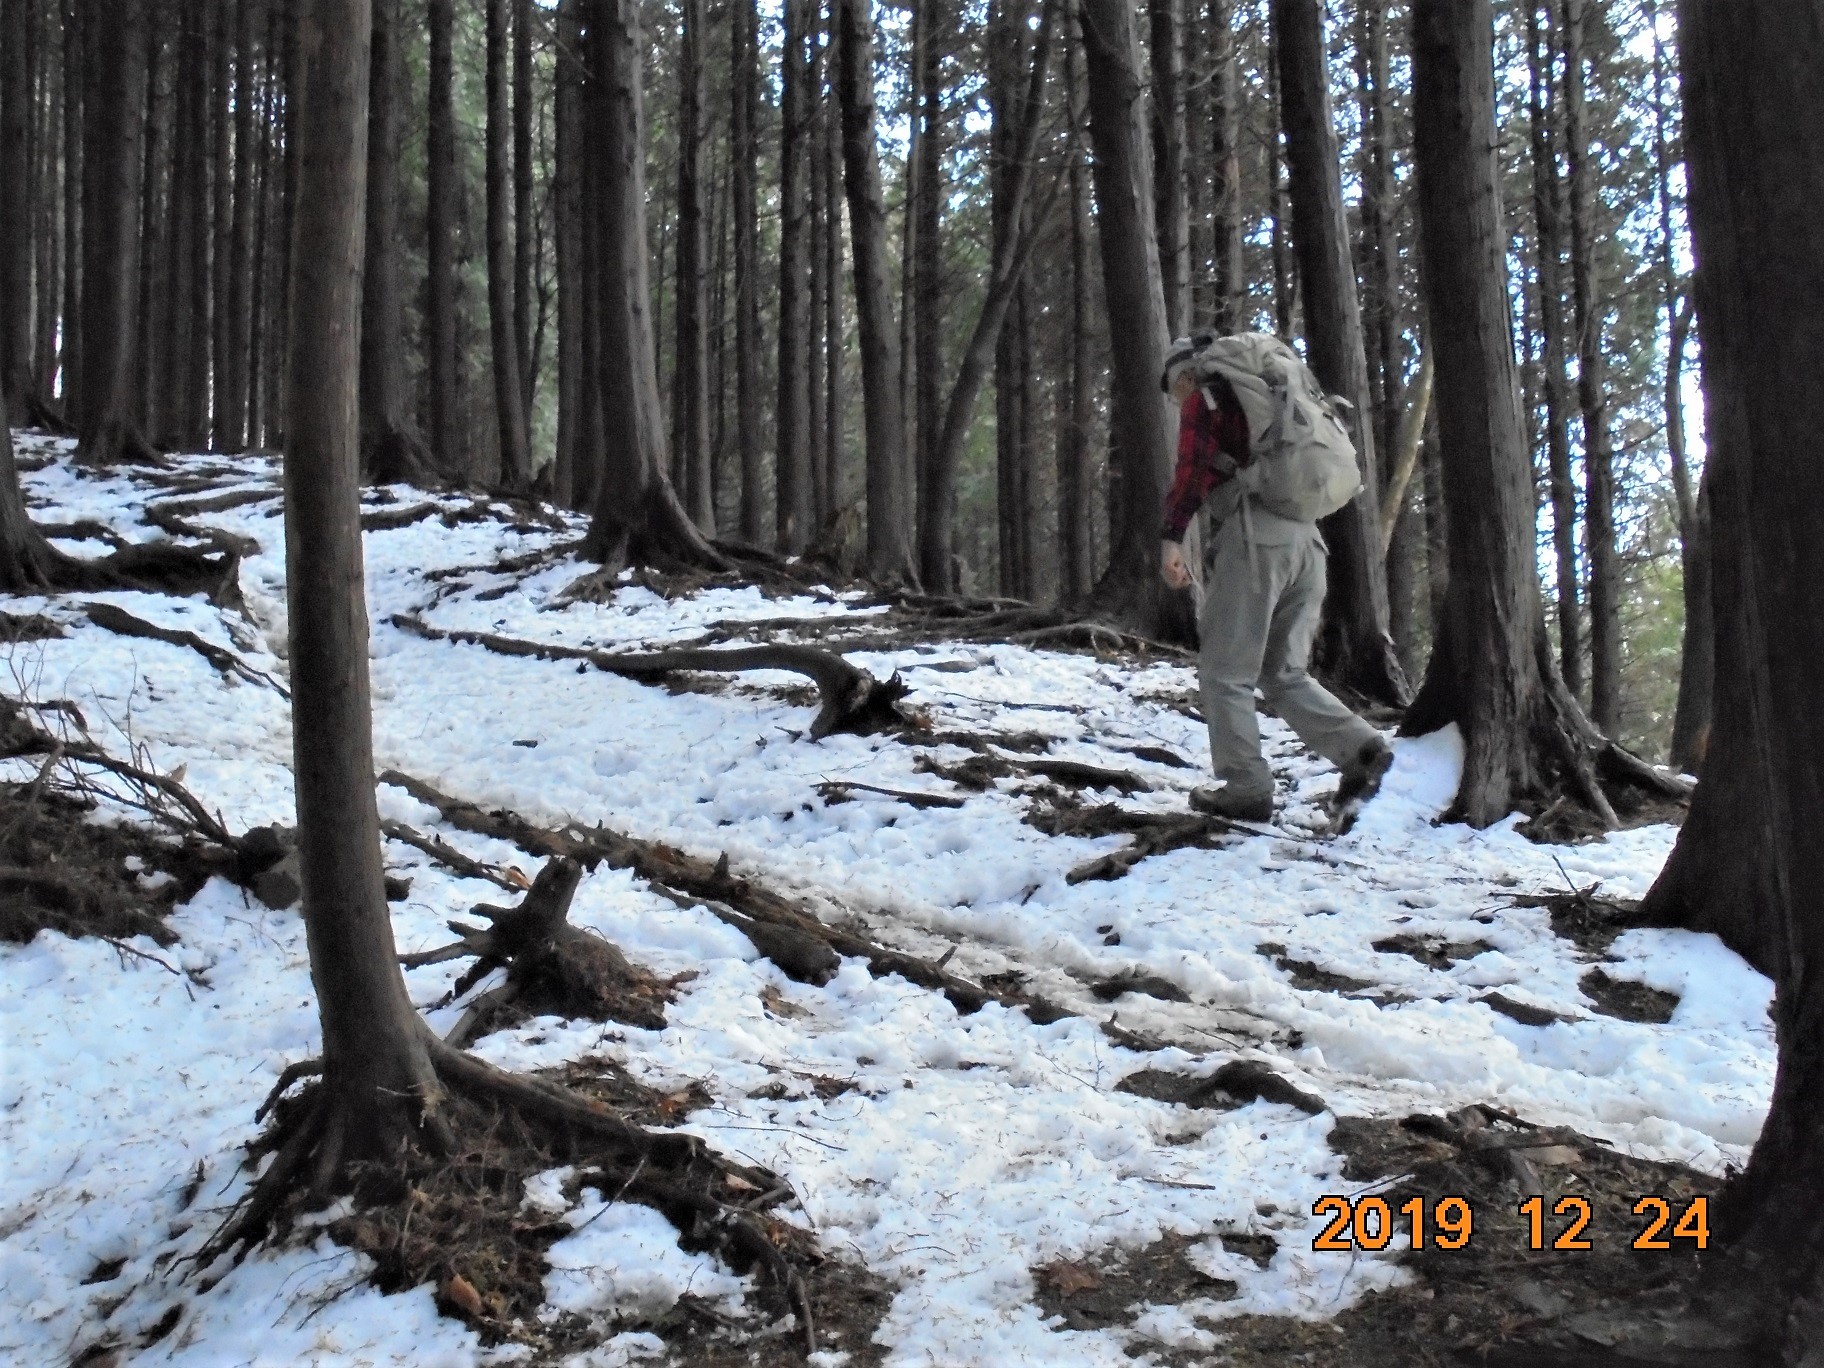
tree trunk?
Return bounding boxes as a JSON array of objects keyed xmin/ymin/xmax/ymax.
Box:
[
  {"xmin": 1561, "ymin": 0, "xmax": 1618, "ymax": 733},
  {"xmin": 485, "ymin": 0, "xmax": 531, "ymax": 489},
  {"xmin": 732, "ymin": 0, "xmax": 764, "ymax": 544},
  {"xmin": 76, "ymin": 0, "xmax": 152, "ymax": 463},
  {"xmin": 1208, "ymin": 0, "xmax": 1243, "ymax": 334},
  {"xmin": 1078, "ymin": 0, "xmax": 1190, "ymax": 640},
  {"xmin": 580, "ymin": 0, "xmax": 722, "ymax": 571},
  {"xmin": 164, "ymin": 1, "xmax": 210, "ymax": 448},
  {"xmin": 218, "ymin": 0, "xmax": 255, "ymax": 452},
  {"xmin": 1148, "ymin": 0, "xmax": 1189, "ymax": 337},
  {"xmin": 551, "ymin": 0, "xmax": 583, "ymax": 507},
  {"xmin": 1635, "ymin": 4, "xmax": 1824, "ymax": 1353},
  {"xmin": 989, "ymin": 0, "xmax": 1027, "ymax": 599},
  {"xmin": 776, "ymin": 0, "xmax": 814, "ymax": 552},
  {"xmin": 33, "ymin": 5, "xmax": 64, "ymax": 409},
  {"xmin": 836, "ymin": 0, "xmax": 915, "ymax": 583},
  {"xmin": 208, "ymin": 0, "xmax": 232, "ymax": 450},
  {"xmin": 671, "ymin": 0, "xmax": 713, "ymax": 533},
  {"xmin": 1666, "ymin": 465, "xmax": 1713, "ymax": 774},
  {"xmin": 137, "ymin": 12, "xmax": 171, "ymax": 441},
  {"xmin": 426, "ymin": 0, "xmax": 459, "ymax": 474},
  {"xmin": 359, "ymin": 0, "xmax": 428, "ymax": 482},
  {"xmin": 1057, "ymin": 28, "xmax": 1093, "ymax": 601},
  {"xmin": 1403, "ymin": 0, "xmax": 1650, "ymax": 830},
  {"xmin": 0, "ymin": 0, "xmax": 34, "ymax": 410},
  {"xmin": 1272, "ymin": 0, "xmax": 1406, "ymax": 707},
  {"xmin": 911, "ymin": 0, "xmax": 945, "ymax": 586},
  {"xmin": 59, "ymin": 0, "xmax": 82, "ymax": 417},
  {"xmin": 1265, "ymin": 26, "xmax": 1294, "ymax": 340},
  {"xmin": 807, "ymin": 57, "xmax": 831, "ymax": 533},
  {"xmin": 284, "ymin": 0, "xmax": 448, "ymax": 1166},
  {"xmin": 513, "ymin": 0, "xmax": 534, "ymax": 416},
  {"xmin": 821, "ymin": 0, "xmax": 844, "ymax": 526},
  {"xmin": 1526, "ymin": 0, "xmax": 1581, "ymax": 701}
]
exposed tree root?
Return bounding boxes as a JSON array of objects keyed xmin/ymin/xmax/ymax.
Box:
[
  {"xmin": 400, "ymin": 856, "xmax": 677, "ymax": 1042},
  {"xmin": 376, "ymin": 769, "xmax": 1172, "ymax": 1053},
  {"xmin": 83, "ymin": 602, "xmax": 289, "ymax": 696},
  {"xmin": 912, "ymin": 750, "xmax": 1154, "ymax": 797},
  {"xmin": 392, "ymin": 613, "xmax": 916, "ymax": 739},
  {"xmin": 199, "ymin": 1032, "xmax": 821, "ymax": 1353},
  {"xmin": 816, "ymin": 779, "xmax": 965, "ymax": 810}
]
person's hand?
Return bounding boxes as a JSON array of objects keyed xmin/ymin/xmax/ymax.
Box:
[{"xmin": 1161, "ymin": 540, "xmax": 1192, "ymax": 589}]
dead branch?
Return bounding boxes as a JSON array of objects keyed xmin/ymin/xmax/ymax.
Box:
[
  {"xmin": 391, "ymin": 613, "xmax": 915, "ymax": 739},
  {"xmin": 377, "ymin": 769, "xmax": 1168, "ymax": 1051},
  {"xmin": 816, "ymin": 780, "xmax": 965, "ymax": 810},
  {"xmin": 381, "ymin": 819, "xmax": 521, "ymax": 891},
  {"xmin": 83, "ymin": 602, "xmax": 289, "ymax": 697}
]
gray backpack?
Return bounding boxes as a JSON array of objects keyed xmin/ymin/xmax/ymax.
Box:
[{"xmin": 1185, "ymin": 332, "xmax": 1363, "ymax": 523}]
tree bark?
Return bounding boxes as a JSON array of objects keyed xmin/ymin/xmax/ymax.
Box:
[
  {"xmin": 1078, "ymin": 0, "xmax": 1190, "ymax": 641},
  {"xmin": 1148, "ymin": 0, "xmax": 1189, "ymax": 337},
  {"xmin": 776, "ymin": 0, "xmax": 814, "ymax": 553},
  {"xmin": 1265, "ymin": 26, "xmax": 1294, "ymax": 340},
  {"xmin": 551, "ymin": 0, "xmax": 583, "ymax": 507},
  {"xmin": 671, "ymin": 0, "xmax": 713, "ymax": 533},
  {"xmin": 1272, "ymin": 0, "xmax": 1406, "ymax": 707},
  {"xmin": 485, "ymin": 0, "xmax": 531, "ymax": 488},
  {"xmin": 208, "ymin": 0, "xmax": 233, "ymax": 450},
  {"xmin": 836, "ymin": 0, "xmax": 915, "ymax": 583},
  {"xmin": 1526, "ymin": 0, "xmax": 1582, "ymax": 701},
  {"xmin": 1666, "ymin": 465, "xmax": 1713, "ymax": 775},
  {"xmin": 1057, "ymin": 27, "xmax": 1094, "ymax": 601},
  {"xmin": 513, "ymin": 0, "xmax": 534, "ymax": 416},
  {"xmin": 426, "ymin": 0, "xmax": 460, "ymax": 474},
  {"xmin": 1634, "ymin": 4, "xmax": 1824, "ymax": 1353},
  {"xmin": 1, "ymin": 0, "xmax": 35, "ymax": 409},
  {"xmin": 1561, "ymin": 0, "xmax": 1618, "ymax": 733},
  {"xmin": 580, "ymin": 0, "xmax": 723, "ymax": 571},
  {"xmin": 821, "ymin": 0, "xmax": 844, "ymax": 526},
  {"xmin": 358, "ymin": 0, "xmax": 427, "ymax": 483},
  {"xmin": 989, "ymin": 0, "xmax": 1028, "ymax": 599},
  {"xmin": 911, "ymin": 0, "xmax": 945, "ymax": 585},
  {"xmin": 1208, "ymin": 0, "xmax": 1243, "ymax": 334},
  {"xmin": 284, "ymin": 0, "xmax": 448, "ymax": 1166},
  {"xmin": 137, "ymin": 11, "xmax": 172, "ymax": 441},
  {"xmin": 59, "ymin": 0, "xmax": 82, "ymax": 418},
  {"xmin": 732, "ymin": 0, "xmax": 765, "ymax": 545},
  {"xmin": 1403, "ymin": 0, "xmax": 1657, "ymax": 829},
  {"xmin": 807, "ymin": 52, "xmax": 831, "ymax": 534},
  {"xmin": 76, "ymin": 0, "xmax": 153, "ymax": 464}
]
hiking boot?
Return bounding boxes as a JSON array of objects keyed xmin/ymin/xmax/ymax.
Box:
[
  {"xmin": 1189, "ymin": 784, "xmax": 1275, "ymax": 823},
  {"xmin": 1335, "ymin": 739, "xmax": 1395, "ymax": 810}
]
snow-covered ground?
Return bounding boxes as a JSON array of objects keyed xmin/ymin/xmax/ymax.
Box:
[{"xmin": 0, "ymin": 438, "xmax": 1775, "ymax": 1367}]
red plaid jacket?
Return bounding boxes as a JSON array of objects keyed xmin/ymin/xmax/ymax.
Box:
[{"xmin": 1161, "ymin": 379, "xmax": 1253, "ymax": 543}]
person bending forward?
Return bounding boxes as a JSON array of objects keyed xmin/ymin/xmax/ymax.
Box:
[{"xmin": 1158, "ymin": 341, "xmax": 1393, "ymax": 824}]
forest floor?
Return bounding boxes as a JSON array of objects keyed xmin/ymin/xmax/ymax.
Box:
[{"xmin": 0, "ymin": 434, "xmax": 1773, "ymax": 1368}]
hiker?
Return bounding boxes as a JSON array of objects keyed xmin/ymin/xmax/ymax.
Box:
[{"xmin": 1158, "ymin": 331, "xmax": 1393, "ymax": 824}]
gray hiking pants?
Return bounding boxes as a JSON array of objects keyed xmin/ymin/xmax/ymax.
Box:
[{"xmin": 1197, "ymin": 514, "xmax": 1379, "ymax": 800}]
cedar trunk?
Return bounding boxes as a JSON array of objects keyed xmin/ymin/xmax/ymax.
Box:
[
  {"xmin": 671, "ymin": 0, "xmax": 713, "ymax": 533},
  {"xmin": 1, "ymin": 0, "xmax": 35, "ymax": 407},
  {"xmin": 580, "ymin": 0, "xmax": 721, "ymax": 571},
  {"xmin": 1207, "ymin": 0, "xmax": 1243, "ymax": 334},
  {"xmin": 732, "ymin": 0, "xmax": 764, "ymax": 544},
  {"xmin": 776, "ymin": 0, "xmax": 815, "ymax": 553},
  {"xmin": 1272, "ymin": 0, "xmax": 1406, "ymax": 707},
  {"xmin": 1561, "ymin": 0, "xmax": 1618, "ymax": 732},
  {"xmin": 1640, "ymin": 2, "xmax": 1824, "ymax": 1354},
  {"xmin": 1079, "ymin": 0, "xmax": 1190, "ymax": 641},
  {"xmin": 485, "ymin": 0, "xmax": 532, "ymax": 488},
  {"xmin": 1148, "ymin": 0, "xmax": 1189, "ymax": 336},
  {"xmin": 359, "ymin": 0, "xmax": 428, "ymax": 482},
  {"xmin": 1403, "ymin": 0, "xmax": 1648, "ymax": 830},
  {"xmin": 836, "ymin": 0, "xmax": 915, "ymax": 583},
  {"xmin": 426, "ymin": 0, "xmax": 460, "ymax": 473},
  {"xmin": 284, "ymin": 0, "xmax": 444, "ymax": 1150}
]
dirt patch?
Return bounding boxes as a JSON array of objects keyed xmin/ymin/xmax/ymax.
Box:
[
  {"xmin": 1372, "ymin": 933, "xmax": 1495, "ymax": 969},
  {"xmin": 1115, "ymin": 1060, "xmax": 1326, "ymax": 1115},
  {"xmin": 1201, "ymin": 1110, "xmax": 1729, "ymax": 1367},
  {"xmin": 1256, "ymin": 943, "xmax": 1374, "ymax": 995},
  {"xmin": 1477, "ymin": 991, "xmax": 1576, "ymax": 1027},
  {"xmin": 1032, "ymin": 1233, "xmax": 1238, "ymax": 1346},
  {"xmin": 1580, "ymin": 968, "xmax": 1679, "ymax": 1024},
  {"xmin": 0, "ymin": 609, "xmax": 65, "ymax": 641}
]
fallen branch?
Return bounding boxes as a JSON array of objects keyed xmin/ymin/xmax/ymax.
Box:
[
  {"xmin": 83, "ymin": 602, "xmax": 289, "ymax": 697},
  {"xmin": 815, "ymin": 780, "xmax": 965, "ymax": 810},
  {"xmin": 381, "ymin": 818, "xmax": 521, "ymax": 891},
  {"xmin": 377, "ymin": 770, "xmax": 1169, "ymax": 1052},
  {"xmin": 391, "ymin": 613, "xmax": 915, "ymax": 740}
]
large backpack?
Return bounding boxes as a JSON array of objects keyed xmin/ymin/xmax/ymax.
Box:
[{"xmin": 1183, "ymin": 332, "xmax": 1363, "ymax": 523}]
